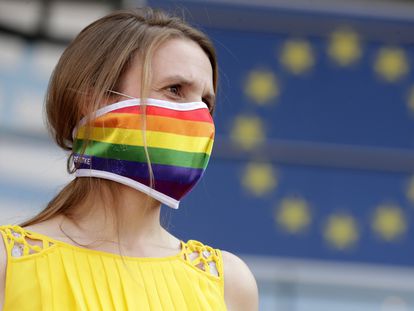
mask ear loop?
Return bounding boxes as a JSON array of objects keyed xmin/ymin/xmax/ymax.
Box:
[
  {"xmin": 71, "ymin": 90, "xmax": 139, "ymax": 171},
  {"xmin": 106, "ymin": 89, "xmax": 136, "ymax": 100}
]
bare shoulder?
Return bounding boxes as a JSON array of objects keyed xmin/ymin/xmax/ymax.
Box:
[
  {"xmin": 221, "ymin": 250, "xmax": 259, "ymax": 311},
  {"xmin": 0, "ymin": 227, "xmax": 8, "ymax": 309}
]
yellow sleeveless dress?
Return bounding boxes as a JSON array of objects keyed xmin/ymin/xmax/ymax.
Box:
[{"xmin": 0, "ymin": 225, "xmax": 227, "ymax": 311}]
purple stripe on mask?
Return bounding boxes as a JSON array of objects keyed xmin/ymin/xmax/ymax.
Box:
[
  {"xmin": 131, "ymin": 177, "xmax": 199, "ymax": 200},
  {"xmin": 75, "ymin": 154, "xmax": 204, "ymax": 185}
]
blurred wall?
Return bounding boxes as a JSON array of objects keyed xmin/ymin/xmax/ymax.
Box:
[{"xmin": 0, "ymin": 0, "xmax": 113, "ymax": 223}]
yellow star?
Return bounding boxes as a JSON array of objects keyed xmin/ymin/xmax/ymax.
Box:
[
  {"xmin": 280, "ymin": 39, "xmax": 314, "ymax": 75},
  {"xmin": 328, "ymin": 27, "xmax": 361, "ymax": 67},
  {"xmin": 242, "ymin": 162, "xmax": 277, "ymax": 197},
  {"xmin": 230, "ymin": 115, "xmax": 265, "ymax": 150},
  {"xmin": 244, "ymin": 70, "xmax": 279, "ymax": 105},
  {"xmin": 374, "ymin": 47, "xmax": 409, "ymax": 82},
  {"xmin": 372, "ymin": 204, "xmax": 406, "ymax": 241},
  {"xmin": 324, "ymin": 213, "xmax": 358, "ymax": 250},
  {"xmin": 275, "ymin": 197, "xmax": 311, "ymax": 234},
  {"xmin": 405, "ymin": 175, "xmax": 414, "ymax": 204}
]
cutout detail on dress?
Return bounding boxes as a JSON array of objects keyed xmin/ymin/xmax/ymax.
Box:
[
  {"xmin": 0, "ymin": 225, "xmax": 54, "ymax": 258},
  {"xmin": 182, "ymin": 240, "xmax": 220, "ymax": 277}
]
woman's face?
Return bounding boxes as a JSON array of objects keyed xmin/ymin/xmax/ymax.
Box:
[{"xmin": 119, "ymin": 37, "xmax": 215, "ymax": 110}]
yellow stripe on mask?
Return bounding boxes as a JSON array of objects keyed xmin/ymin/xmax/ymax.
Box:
[{"xmin": 76, "ymin": 127, "xmax": 214, "ymax": 155}]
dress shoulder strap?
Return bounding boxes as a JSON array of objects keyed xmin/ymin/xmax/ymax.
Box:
[
  {"xmin": 0, "ymin": 225, "xmax": 53, "ymax": 258},
  {"xmin": 182, "ymin": 239, "xmax": 224, "ymax": 278}
]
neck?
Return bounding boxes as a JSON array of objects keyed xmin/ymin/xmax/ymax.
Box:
[{"xmin": 60, "ymin": 183, "xmax": 170, "ymax": 251}]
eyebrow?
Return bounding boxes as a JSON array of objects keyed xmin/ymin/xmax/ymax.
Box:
[
  {"xmin": 159, "ymin": 74, "xmax": 216, "ymax": 103},
  {"xmin": 160, "ymin": 74, "xmax": 193, "ymax": 86}
]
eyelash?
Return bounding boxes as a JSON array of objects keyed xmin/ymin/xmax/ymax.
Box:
[{"xmin": 166, "ymin": 84, "xmax": 182, "ymax": 97}]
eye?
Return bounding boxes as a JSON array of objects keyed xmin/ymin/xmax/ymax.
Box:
[{"xmin": 166, "ymin": 84, "xmax": 182, "ymax": 97}]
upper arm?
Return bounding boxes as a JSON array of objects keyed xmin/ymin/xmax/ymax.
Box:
[
  {"xmin": 0, "ymin": 232, "xmax": 7, "ymax": 310},
  {"xmin": 222, "ymin": 250, "xmax": 259, "ymax": 311}
]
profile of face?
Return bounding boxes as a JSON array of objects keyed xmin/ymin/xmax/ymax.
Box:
[
  {"xmin": 72, "ymin": 36, "xmax": 216, "ymax": 209},
  {"xmin": 118, "ymin": 37, "xmax": 215, "ymax": 108}
]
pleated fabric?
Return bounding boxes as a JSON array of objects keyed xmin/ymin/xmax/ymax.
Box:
[{"xmin": 0, "ymin": 225, "xmax": 226, "ymax": 311}]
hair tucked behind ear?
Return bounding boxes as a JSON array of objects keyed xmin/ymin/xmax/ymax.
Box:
[{"xmin": 19, "ymin": 7, "xmax": 218, "ymax": 228}]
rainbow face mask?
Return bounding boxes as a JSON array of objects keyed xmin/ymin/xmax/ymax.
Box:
[{"xmin": 71, "ymin": 96, "xmax": 215, "ymax": 209}]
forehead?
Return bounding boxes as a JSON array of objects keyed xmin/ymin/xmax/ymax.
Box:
[{"xmin": 151, "ymin": 38, "xmax": 213, "ymax": 89}]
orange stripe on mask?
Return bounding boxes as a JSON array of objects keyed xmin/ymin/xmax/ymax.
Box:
[{"xmin": 90, "ymin": 113, "xmax": 215, "ymax": 138}]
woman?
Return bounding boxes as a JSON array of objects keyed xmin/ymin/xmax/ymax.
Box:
[{"xmin": 0, "ymin": 7, "xmax": 258, "ymax": 311}]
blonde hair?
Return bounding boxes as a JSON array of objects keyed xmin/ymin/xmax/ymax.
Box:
[{"xmin": 19, "ymin": 8, "xmax": 218, "ymax": 234}]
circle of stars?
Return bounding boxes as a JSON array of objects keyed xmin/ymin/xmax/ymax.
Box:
[{"xmin": 232, "ymin": 25, "xmax": 413, "ymax": 253}]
